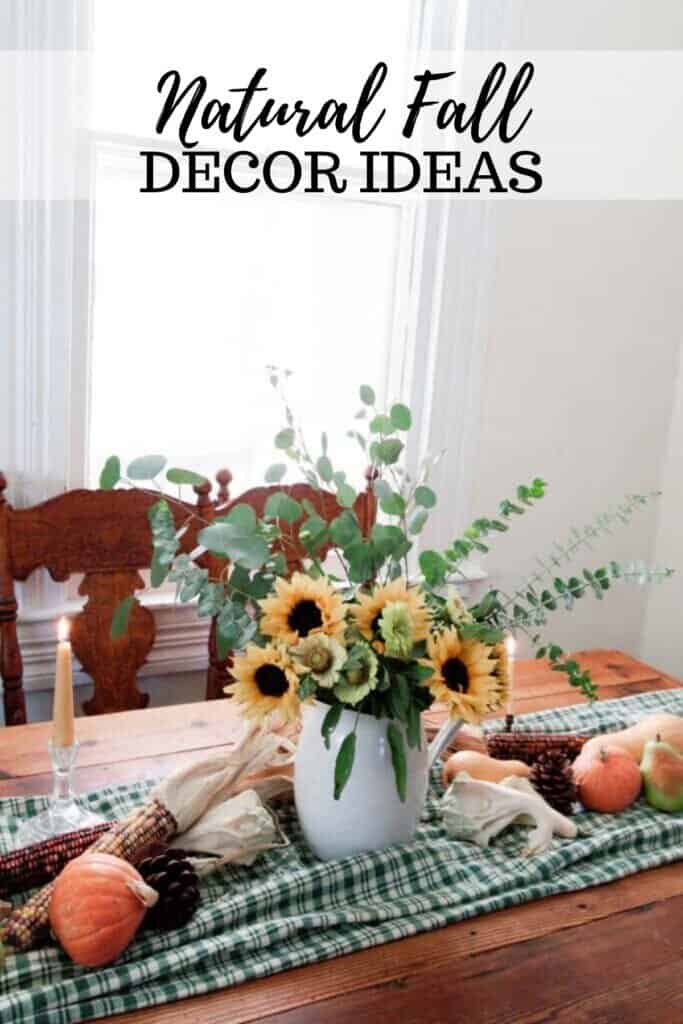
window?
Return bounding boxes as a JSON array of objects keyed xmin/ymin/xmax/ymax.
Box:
[
  {"xmin": 89, "ymin": 0, "xmax": 426, "ymax": 493},
  {"xmin": 7, "ymin": 1, "xmax": 494, "ymax": 673}
]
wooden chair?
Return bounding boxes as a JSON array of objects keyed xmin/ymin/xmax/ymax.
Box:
[
  {"xmin": 204, "ymin": 468, "xmax": 378, "ymax": 700},
  {"xmin": 0, "ymin": 471, "xmax": 225, "ymax": 725}
]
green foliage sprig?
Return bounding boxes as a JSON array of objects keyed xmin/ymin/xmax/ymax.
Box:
[{"xmin": 104, "ymin": 375, "xmax": 673, "ymax": 762}]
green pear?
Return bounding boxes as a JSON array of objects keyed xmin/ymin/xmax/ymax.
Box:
[{"xmin": 640, "ymin": 734, "xmax": 683, "ymax": 813}]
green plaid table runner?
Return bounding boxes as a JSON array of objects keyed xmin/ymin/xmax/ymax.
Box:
[{"xmin": 2, "ymin": 689, "xmax": 682, "ymax": 1024}]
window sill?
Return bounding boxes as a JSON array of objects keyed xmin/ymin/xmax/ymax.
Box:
[{"xmin": 17, "ymin": 598, "xmax": 209, "ymax": 691}]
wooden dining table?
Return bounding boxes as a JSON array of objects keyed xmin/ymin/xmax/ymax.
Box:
[{"xmin": 1, "ymin": 649, "xmax": 681, "ymax": 1023}]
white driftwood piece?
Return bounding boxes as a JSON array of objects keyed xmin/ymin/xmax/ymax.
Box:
[{"xmin": 441, "ymin": 773, "xmax": 578, "ymax": 856}]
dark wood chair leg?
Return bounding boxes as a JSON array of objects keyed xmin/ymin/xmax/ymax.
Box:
[{"xmin": 0, "ymin": 610, "xmax": 27, "ymax": 726}]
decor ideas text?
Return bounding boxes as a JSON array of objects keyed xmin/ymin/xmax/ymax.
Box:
[{"xmin": 139, "ymin": 61, "xmax": 543, "ymax": 196}]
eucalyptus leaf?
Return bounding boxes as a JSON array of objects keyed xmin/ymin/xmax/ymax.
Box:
[
  {"xmin": 390, "ymin": 403, "xmax": 412, "ymax": 431},
  {"xmin": 419, "ymin": 549, "xmax": 448, "ymax": 586},
  {"xmin": 375, "ymin": 439, "xmax": 403, "ymax": 465},
  {"xmin": 414, "ymin": 485, "xmax": 436, "ymax": 509},
  {"xmin": 197, "ymin": 582, "xmax": 225, "ymax": 618},
  {"xmin": 150, "ymin": 552, "xmax": 169, "ymax": 588},
  {"xmin": 275, "ymin": 428, "xmax": 295, "ymax": 450},
  {"xmin": 219, "ymin": 503, "xmax": 257, "ymax": 533},
  {"xmin": 264, "ymin": 492, "xmax": 302, "ymax": 523},
  {"xmin": 345, "ymin": 541, "xmax": 376, "ymax": 582},
  {"xmin": 166, "ymin": 468, "xmax": 208, "ymax": 487},
  {"xmin": 316, "ymin": 455, "xmax": 333, "ymax": 482},
  {"xmin": 299, "ymin": 512, "xmax": 330, "ymax": 555},
  {"xmin": 334, "ymin": 732, "xmax": 356, "ymax": 800},
  {"xmin": 373, "ymin": 478, "xmax": 392, "ymax": 500},
  {"xmin": 110, "ymin": 596, "xmax": 135, "ymax": 640},
  {"xmin": 330, "ymin": 510, "xmax": 361, "ymax": 547},
  {"xmin": 409, "ymin": 509, "xmax": 429, "ymax": 535},
  {"xmin": 298, "ymin": 674, "xmax": 318, "ymax": 700},
  {"xmin": 265, "ymin": 463, "xmax": 287, "ymax": 484},
  {"xmin": 370, "ymin": 414, "xmax": 394, "ymax": 435},
  {"xmin": 198, "ymin": 504, "xmax": 268, "ymax": 570},
  {"xmin": 360, "ymin": 384, "xmax": 375, "ymax": 406},
  {"xmin": 380, "ymin": 492, "xmax": 406, "ymax": 516},
  {"xmin": 127, "ymin": 454, "xmax": 167, "ymax": 481},
  {"xmin": 99, "ymin": 455, "xmax": 121, "ymax": 491},
  {"xmin": 336, "ymin": 481, "xmax": 357, "ymax": 509},
  {"xmin": 371, "ymin": 524, "xmax": 408, "ymax": 559}
]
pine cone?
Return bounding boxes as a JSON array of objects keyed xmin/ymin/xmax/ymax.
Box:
[
  {"xmin": 529, "ymin": 751, "xmax": 578, "ymax": 815},
  {"xmin": 138, "ymin": 849, "xmax": 200, "ymax": 931}
]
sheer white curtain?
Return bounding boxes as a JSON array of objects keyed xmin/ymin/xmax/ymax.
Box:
[{"xmin": 1, "ymin": 0, "xmax": 93, "ymax": 629}]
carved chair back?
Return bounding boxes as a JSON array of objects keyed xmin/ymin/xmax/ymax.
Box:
[
  {"xmin": 0, "ymin": 471, "xmax": 223, "ymax": 725},
  {"xmin": 204, "ymin": 469, "xmax": 378, "ymax": 700}
]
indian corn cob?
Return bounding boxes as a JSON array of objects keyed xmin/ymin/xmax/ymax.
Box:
[
  {"xmin": 487, "ymin": 731, "xmax": 588, "ymax": 765},
  {"xmin": 1, "ymin": 799, "xmax": 176, "ymax": 952},
  {"xmin": 0, "ymin": 822, "xmax": 111, "ymax": 897}
]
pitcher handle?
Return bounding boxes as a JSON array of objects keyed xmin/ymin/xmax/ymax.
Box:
[{"xmin": 427, "ymin": 718, "xmax": 464, "ymax": 769}]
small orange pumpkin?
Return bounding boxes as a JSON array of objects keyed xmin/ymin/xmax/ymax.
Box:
[
  {"xmin": 572, "ymin": 745, "xmax": 642, "ymax": 813},
  {"xmin": 49, "ymin": 852, "xmax": 158, "ymax": 966}
]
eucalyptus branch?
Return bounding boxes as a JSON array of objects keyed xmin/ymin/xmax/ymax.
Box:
[{"xmin": 504, "ymin": 491, "xmax": 662, "ymax": 611}]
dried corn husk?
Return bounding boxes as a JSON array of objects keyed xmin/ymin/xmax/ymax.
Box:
[
  {"xmin": 1, "ymin": 723, "xmax": 295, "ymax": 953},
  {"xmin": 172, "ymin": 789, "xmax": 288, "ymax": 872}
]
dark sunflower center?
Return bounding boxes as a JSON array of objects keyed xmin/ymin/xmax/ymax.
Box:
[
  {"xmin": 442, "ymin": 657, "xmax": 470, "ymax": 693},
  {"xmin": 254, "ymin": 664, "xmax": 290, "ymax": 698},
  {"xmin": 288, "ymin": 599, "xmax": 323, "ymax": 637}
]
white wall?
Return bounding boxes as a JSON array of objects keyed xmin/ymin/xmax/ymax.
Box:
[
  {"xmin": 480, "ymin": 0, "xmax": 683, "ymax": 50},
  {"xmin": 455, "ymin": 201, "xmax": 682, "ymax": 659},
  {"xmin": 641, "ymin": 345, "xmax": 683, "ymax": 676},
  {"xmin": 454, "ymin": 0, "xmax": 683, "ymax": 666}
]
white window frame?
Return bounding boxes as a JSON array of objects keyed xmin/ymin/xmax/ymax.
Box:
[{"xmin": 4, "ymin": 0, "xmax": 508, "ymax": 693}]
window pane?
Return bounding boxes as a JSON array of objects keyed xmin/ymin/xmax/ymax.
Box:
[
  {"xmin": 93, "ymin": 0, "xmax": 418, "ymax": 153},
  {"xmin": 89, "ymin": 180, "xmax": 403, "ymax": 493}
]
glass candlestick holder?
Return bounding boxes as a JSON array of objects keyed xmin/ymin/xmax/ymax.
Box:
[{"xmin": 14, "ymin": 741, "xmax": 105, "ymax": 848}]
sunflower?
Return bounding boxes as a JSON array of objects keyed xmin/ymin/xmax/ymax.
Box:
[
  {"xmin": 489, "ymin": 642, "xmax": 510, "ymax": 712},
  {"xmin": 292, "ymin": 634, "xmax": 347, "ymax": 689},
  {"xmin": 352, "ymin": 578, "xmax": 429, "ymax": 654},
  {"xmin": 423, "ymin": 627, "xmax": 498, "ymax": 724},
  {"xmin": 226, "ymin": 642, "xmax": 302, "ymax": 723},
  {"xmin": 259, "ymin": 572, "xmax": 345, "ymax": 645}
]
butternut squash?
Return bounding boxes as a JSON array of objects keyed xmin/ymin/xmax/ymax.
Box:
[
  {"xmin": 581, "ymin": 713, "xmax": 683, "ymax": 764},
  {"xmin": 443, "ymin": 750, "xmax": 530, "ymax": 786}
]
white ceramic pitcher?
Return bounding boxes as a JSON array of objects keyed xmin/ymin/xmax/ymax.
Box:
[{"xmin": 294, "ymin": 701, "xmax": 461, "ymax": 860}]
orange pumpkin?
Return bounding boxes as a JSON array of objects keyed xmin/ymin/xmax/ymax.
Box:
[
  {"xmin": 572, "ymin": 745, "xmax": 642, "ymax": 813},
  {"xmin": 49, "ymin": 852, "xmax": 158, "ymax": 966}
]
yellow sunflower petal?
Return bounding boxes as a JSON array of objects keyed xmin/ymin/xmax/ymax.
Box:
[
  {"xmin": 422, "ymin": 626, "xmax": 501, "ymax": 723},
  {"xmin": 228, "ymin": 642, "xmax": 302, "ymax": 723},
  {"xmin": 352, "ymin": 578, "xmax": 430, "ymax": 650},
  {"xmin": 259, "ymin": 572, "xmax": 345, "ymax": 645}
]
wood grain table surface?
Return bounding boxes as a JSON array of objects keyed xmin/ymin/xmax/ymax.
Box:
[{"xmin": 1, "ymin": 649, "xmax": 681, "ymax": 1023}]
